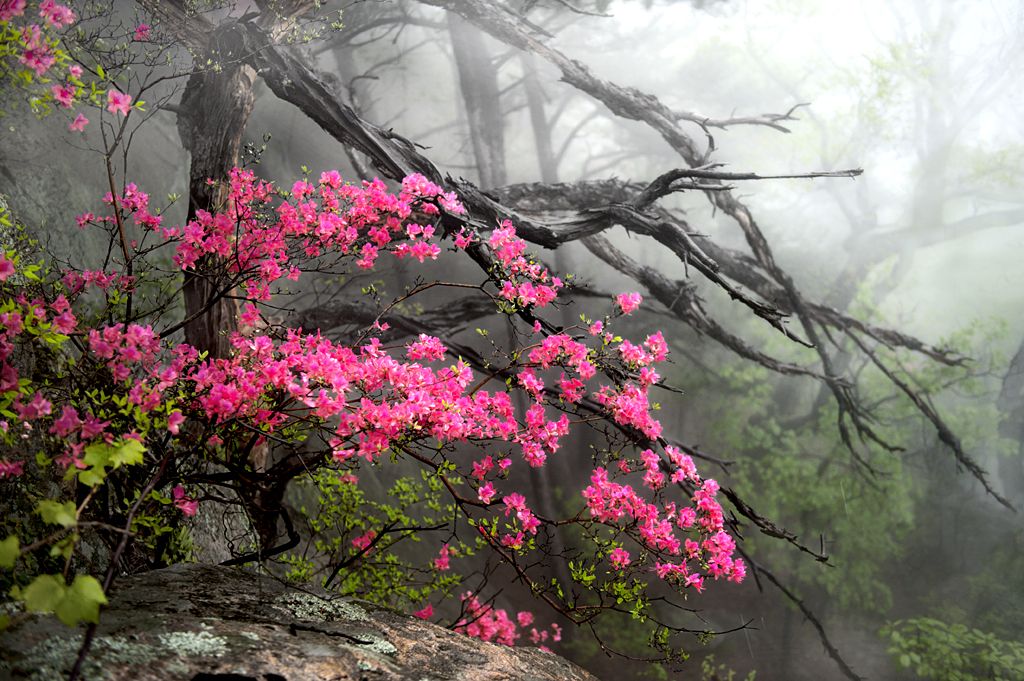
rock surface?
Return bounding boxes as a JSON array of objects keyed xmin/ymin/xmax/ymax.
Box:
[{"xmin": 0, "ymin": 564, "xmax": 600, "ymax": 681}]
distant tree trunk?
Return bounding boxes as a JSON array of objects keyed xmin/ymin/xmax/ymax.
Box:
[
  {"xmin": 176, "ymin": 27, "xmax": 257, "ymax": 360},
  {"xmin": 447, "ymin": 12, "xmax": 507, "ymax": 188},
  {"xmin": 997, "ymin": 337, "xmax": 1024, "ymax": 497},
  {"xmin": 521, "ymin": 53, "xmax": 558, "ymax": 184}
]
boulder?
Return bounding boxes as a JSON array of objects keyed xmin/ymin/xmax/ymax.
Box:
[{"xmin": 0, "ymin": 564, "xmax": 599, "ymax": 681}]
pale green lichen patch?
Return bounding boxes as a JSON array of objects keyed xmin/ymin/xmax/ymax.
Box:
[
  {"xmin": 0, "ymin": 633, "xmax": 160, "ymax": 681},
  {"xmin": 272, "ymin": 591, "xmax": 368, "ymax": 622},
  {"xmin": 357, "ymin": 633, "xmax": 397, "ymax": 657},
  {"xmin": 0, "ymin": 627, "xmax": 233, "ymax": 680},
  {"xmin": 157, "ymin": 630, "xmax": 228, "ymax": 657},
  {"xmin": 240, "ymin": 630, "xmax": 261, "ymax": 641}
]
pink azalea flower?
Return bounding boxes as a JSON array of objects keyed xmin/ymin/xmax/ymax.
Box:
[
  {"xmin": 172, "ymin": 485, "xmax": 198, "ymax": 517},
  {"xmin": 432, "ymin": 544, "xmax": 451, "ymax": 571},
  {"xmin": 68, "ymin": 64, "xmax": 82, "ymax": 79},
  {"xmin": 0, "ymin": 459, "xmax": 24, "ymax": 479},
  {"xmin": 106, "ymin": 89, "xmax": 132, "ymax": 116},
  {"xmin": 133, "ymin": 23, "xmax": 150, "ymax": 41},
  {"xmin": 50, "ymin": 83, "xmax": 75, "ymax": 108},
  {"xmin": 167, "ymin": 411, "xmax": 184, "ymax": 435},
  {"xmin": 49, "ymin": 405, "xmax": 81, "ymax": 437},
  {"xmin": 478, "ymin": 481, "xmax": 496, "ymax": 504},
  {"xmin": 39, "ymin": 0, "xmax": 75, "ymax": 28},
  {"xmin": 413, "ymin": 603, "xmax": 434, "ymax": 620},
  {"xmin": 0, "ymin": 256, "xmax": 15, "ymax": 281},
  {"xmin": 351, "ymin": 529, "xmax": 377, "ymax": 553},
  {"xmin": 608, "ymin": 547, "xmax": 631, "ymax": 570},
  {"xmin": 69, "ymin": 113, "xmax": 88, "ymax": 132},
  {"xmin": 0, "ymin": 0, "xmax": 27, "ymax": 22},
  {"xmin": 615, "ymin": 292, "xmax": 643, "ymax": 315}
]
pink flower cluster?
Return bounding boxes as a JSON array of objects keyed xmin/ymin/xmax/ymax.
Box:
[
  {"xmin": 17, "ymin": 23, "xmax": 56, "ymax": 75},
  {"xmin": 582, "ymin": 445, "xmax": 745, "ymax": 589},
  {"xmin": 500, "ymin": 492, "xmax": 541, "ymax": 549},
  {"xmin": 130, "ymin": 169, "xmax": 465, "ymax": 302},
  {"xmin": 595, "ymin": 382, "xmax": 662, "ymax": 440},
  {"xmin": 37, "ymin": 0, "xmax": 74, "ymax": 28},
  {"xmin": 616, "ymin": 292, "xmax": 643, "ymax": 315},
  {"xmin": 3, "ymin": 1, "xmax": 90, "ymax": 131},
  {"xmin": 106, "ymin": 89, "xmax": 132, "ymax": 116},
  {"xmin": 453, "ymin": 593, "xmax": 562, "ymax": 649},
  {"xmin": 0, "ymin": 292, "xmax": 144, "ymax": 473},
  {"xmin": 490, "ymin": 222, "xmax": 563, "ymax": 308}
]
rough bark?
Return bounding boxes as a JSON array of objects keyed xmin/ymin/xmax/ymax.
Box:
[{"xmin": 176, "ymin": 26, "xmax": 257, "ymax": 360}]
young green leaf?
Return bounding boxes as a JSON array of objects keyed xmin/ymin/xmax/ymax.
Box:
[
  {"xmin": 36, "ymin": 500, "xmax": 77, "ymax": 528},
  {"xmin": 0, "ymin": 535, "xmax": 19, "ymax": 568}
]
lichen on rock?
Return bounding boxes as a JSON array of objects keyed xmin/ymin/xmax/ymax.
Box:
[{"xmin": 0, "ymin": 564, "xmax": 600, "ymax": 681}]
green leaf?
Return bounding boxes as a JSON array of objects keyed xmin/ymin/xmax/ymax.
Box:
[
  {"xmin": 36, "ymin": 500, "xmax": 77, "ymax": 527},
  {"xmin": 23, "ymin": 574, "xmax": 66, "ymax": 614},
  {"xmin": 22, "ymin": 574, "xmax": 107, "ymax": 626},
  {"xmin": 55, "ymin": 575, "xmax": 107, "ymax": 626},
  {"xmin": 49, "ymin": 535, "xmax": 76, "ymax": 560},
  {"xmin": 83, "ymin": 442, "xmax": 112, "ymax": 469},
  {"xmin": 77, "ymin": 467, "xmax": 105, "ymax": 486},
  {"xmin": 110, "ymin": 439, "xmax": 145, "ymax": 468},
  {"xmin": 0, "ymin": 535, "xmax": 19, "ymax": 568}
]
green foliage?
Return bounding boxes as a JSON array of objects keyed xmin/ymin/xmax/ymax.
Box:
[
  {"xmin": 17, "ymin": 573, "xmax": 107, "ymax": 626},
  {"xmin": 284, "ymin": 467, "xmax": 463, "ymax": 611},
  {"xmin": 36, "ymin": 499, "xmax": 76, "ymax": 527},
  {"xmin": 79, "ymin": 438, "xmax": 146, "ymax": 487},
  {"xmin": 882, "ymin": 618, "xmax": 1024, "ymax": 681},
  {"xmin": 700, "ymin": 654, "xmax": 756, "ymax": 681},
  {"xmin": 0, "ymin": 535, "xmax": 19, "ymax": 568}
]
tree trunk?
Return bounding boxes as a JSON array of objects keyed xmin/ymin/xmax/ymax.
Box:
[
  {"xmin": 447, "ymin": 13, "xmax": 507, "ymax": 188},
  {"xmin": 176, "ymin": 27, "xmax": 257, "ymax": 360}
]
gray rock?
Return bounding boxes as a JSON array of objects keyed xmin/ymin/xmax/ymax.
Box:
[{"xmin": 0, "ymin": 564, "xmax": 599, "ymax": 681}]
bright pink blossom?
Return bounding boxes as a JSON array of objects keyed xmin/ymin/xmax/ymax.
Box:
[
  {"xmin": 608, "ymin": 547, "xmax": 631, "ymax": 570},
  {"xmin": 171, "ymin": 485, "xmax": 198, "ymax": 517},
  {"xmin": 50, "ymin": 83, "xmax": 74, "ymax": 108},
  {"xmin": 106, "ymin": 89, "xmax": 132, "ymax": 116},
  {"xmin": 0, "ymin": 459, "xmax": 24, "ymax": 479},
  {"xmin": 39, "ymin": 0, "xmax": 75, "ymax": 28},
  {"xmin": 0, "ymin": 0, "xmax": 27, "ymax": 21},
  {"xmin": 615, "ymin": 292, "xmax": 643, "ymax": 315},
  {"xmin": 0, "ymin": 257, "xmax": 14, "ymax": 281}
]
